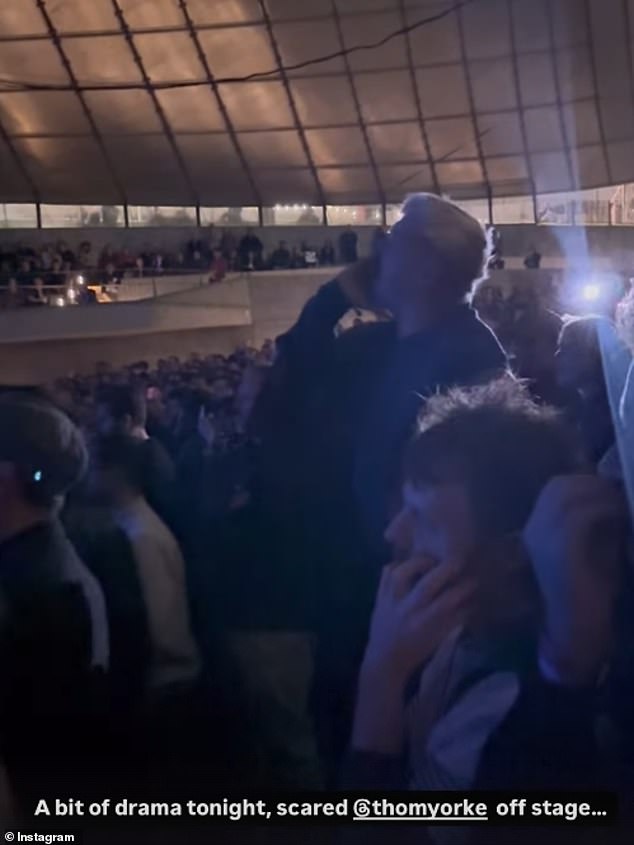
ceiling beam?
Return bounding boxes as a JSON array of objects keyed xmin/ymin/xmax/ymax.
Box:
[
  {"xmin": 257, "ymin": 0, "xmax": 326, "ymax": 206},
  {"xmin": 34, "ymin": 0, "xmax": 127, "ymax": 204},
  {"xmin": 109, "ymin": 0, "xmax": 198, "ymax": 205}
]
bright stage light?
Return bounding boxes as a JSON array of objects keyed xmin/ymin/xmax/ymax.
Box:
[
  {"xmin": 77, "ymin": 275, "xmax": 84, "ymax": 286},
  {"xmin": 55, "ymin": 296, "xmax": 65, "ymax": 307},
  {"xmin": 581, "ymin": 283, "xmax": 601, "ymax": 302}
]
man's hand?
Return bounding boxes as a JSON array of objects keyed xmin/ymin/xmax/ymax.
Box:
[
  {"xmin": 352, "ymin": 557, "xmax": 473, "ymax": 755},
  {"xmin": 523, "ymin": 475, "xmax": 627, "ymax": 687},
  {"xmin": 361, "ymin": 556, "xmax": 473, "ymax": 684},
  {"xmin": 336, "ymin": 258, "xmax": 378, "ymax": 310}
]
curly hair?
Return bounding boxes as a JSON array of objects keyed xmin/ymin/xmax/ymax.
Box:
[{"xmin": 404, "ymin": 377, "xmax": 584, "ymax": 535}]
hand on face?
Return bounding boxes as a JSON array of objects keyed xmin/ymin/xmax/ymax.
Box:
[
  {"xmin": 361, "ymin": 555, "xmax": 474, "ymax": 686},
  {"xmin": 523, "ymin": 475, "xmax": 627, "ymax": 685}
]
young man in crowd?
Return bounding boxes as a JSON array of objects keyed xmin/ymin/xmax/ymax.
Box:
[
  {"xmin": 347, "ymin": 379, "xmax": 626, "ymax": 834},
  {"xmin": 0, "ymin": 393, "xmax": 109, "ymax": 809},
  {"xmin": 95, "ymin": 384, "xmax": 176, "ymax": 526},
  {"xmin": 89, "ymin": 434, "xmax": 200, "ymax": 695}
]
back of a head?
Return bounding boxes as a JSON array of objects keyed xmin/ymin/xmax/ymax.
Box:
[
  {"xmin": 91, "ymin": 434, "xmax": 146, "ymax": 495},
  {"xmin": 391, "ymin": 193, "xmax": 490, "ymax": 301},
  {"xmin": 405, "ymin": 377, "xmax": 583, "ymax": 536},
  {"xmin": 0, "ymin": 393, "xmax": 87, "ymax": 508},
  {"xmin": 97, "ymin": 384, "xmax": 146, "ymax": 429}
]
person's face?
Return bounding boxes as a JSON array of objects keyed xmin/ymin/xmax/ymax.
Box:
[
  {"xmin": 384, "ymin": 480, "xmax": 477, "ymax": 564},
  {"xmin": 374, "ymin": 225, "xmax": 427, "ymax": 312}
]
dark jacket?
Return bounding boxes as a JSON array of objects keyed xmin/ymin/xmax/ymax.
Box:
[
  {"xmin": 272, "ymin": 280, "xmax": 506, "ymax": 570},
  {"xmin": 0, "ymin": 520, "xmax": 109, "ymax": 807}
]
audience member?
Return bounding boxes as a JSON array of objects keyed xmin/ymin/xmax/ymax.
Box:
[
  {"xmin": 270, "ymin": 240, "xmax": 292, "ymax": 270},
  {"xmin": 524, "ymin": 244, "xmax": 542, "ymax": 269},
  {"xmin": 338, "ymin": 226, "xmax": 358, "ymax": 264},
  {"xmin": 95, "ymin": 385, "xmax": 176, "ymax": 527},
  {"xmin": 89, "ymin": 435, "xmax": 200, "ymax": 693},
  {"xmin": 0, "ymin": 394, "xmax": 108, "ymax": 808},
  {"xmin": 347, "ymin": 379, "xmax": 589, "ymax": 793}
]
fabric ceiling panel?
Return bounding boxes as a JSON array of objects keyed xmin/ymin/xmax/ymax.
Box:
[
  {"xmin": 197, "ymin": 26, "xmax": 278, "ymax": 78},
  {"xmin": 178, "ymin": 134, "xmax": 256, "ymax": 204},
  {"xmin": 531, "ymin": 151, "xmax": 574, "ymax": 192},
  {"xmin": 0, "ymin": 0, "xmax": 633, "ymax": 205},
  {"xmin": 556, "ymin": 47, "xmax": 596, "ymax": 102},
  {"xmin": 354, "ymin": 71, "xmax": 418, "ymax": 122},
  {"xmin": 574, "ymin": 145, "xmax": 610, "ymax": 189},
  {"xmin": 133, "ymin": 33, "xmax": 205, "ymax": 83},
  {"xmin": 416, "ymin": 64, "xmax": 469, "ymax": 119},
  {"xmin": 13, "ymin": 136, "xmax": 121, "ymax": 202},
  {"xmin": 586, "ymin": 0, "xmax": 634, "ymax": 142},
  {"xmin": 366, "ymin": 123, "xmax": 427, "ymax": 163},
  {"xmin": 219, "ymin": 82, "xmax": 295, "ymax": 130},
  {"xmin": 551, "ymin": 0, "xmax": 590, "ymax": 48},
  {"xmin": 563, "ymin": 102, "xmax": 601, "ymax": 148},
  {"xmin": 380, "ymin": 164, "xmax": 433, "ymax": 201},
  {"xmin": 83, "ymin": 89, "xmax": 162, "ymax": 134},
  {"xmin": 479, "ymin": 112, "xmax": 524, "ymax": 157},
  {"xmin": 0, "ymin": 40, "xmax": 65, "ymax": 85},
  {"xmin": 405, "ymin": 1, "xmax": 461, "ymax": 65},
  {"xmin": 436, "ymin": 160, "xmax": 484, "ymax": 188},
  {"xmin": 509, "ymin": 0, "xmax": 550, "ymax": 52},
  {"xmin": 318, "ymin": 166, "xmax": 380, "ymax": 202},
  {"xmin": 290, "ymin": 77, "xmax": 358, "ymax": 126},
  {"xmin": 516, "ymin": 53, "xmax": 557, "ymax": 107},
  {"xmin": 471, "ymin": 59, "xmax": 517, "ymax": 112},
  {"xmin": 337, "ymin": 0, "xmax": 399, "ymax": 12},
  {"xmin": 272, "ymin": 20, "xmax": 346, "ymax": 76},
  {"xmin": 177, "ymin": 136, "xmax": 255, "ymax": 204},
  {"xmin": 0, "ymin": 3, "xmax": 47, "ymax": 36},
  {"xmin": 47, "ymin": 0, "xmax": 119, "ymax": 33},
  {"xmin": 486, "ymin": 156, "xmax": 529, "ymax": 187},
  {"xmin": 306, "ymin": 128, "xmax": 370, "ymax": 166},
  {"xmin": 461, "ymin": 0, "xmax": 511, "ymax": 60},
  {"xmin": 254, "ymin": 168, "xmax": 321, "ymax": 204},
  {"xmin": 607, "ymin": 141, "xmax": 634, "ymax": 184},
  {"xmin": 265, "ymin": 0, "xmax": 332, "ymax": 21},
  {"xmin": 427, "ymin": 118, "xmax": 479, "ymax": 161},
  {"xmin": 156, "ymin": 87, "xmax": 226, "ymax": 133},
  {"xmin": 0, "ymin": 91, "xmax": 90, "ymax": 136},
  {"xmin": 62, "ymin": 35, "xmax": 141, "ymax": 84},
  {"xmin": 524, "ymin": 107, "xmax": 565, "ymax": 152},
  {"xmin": 104, "ymin": 136, "xmax": 192, "ymax": 204},
  {"xmin": 340, "ymin": 13, "xmax": 407, "ymax": 71},
  {"xmin": 0, "ymin": 138, "xmax": 36, "ymax": 200},
  {"xmin": 117, "ymin": 0, "xmax": 185, "ymax": 29},
  {"xmin": 238, "ymin": 130, "xmax": 308, "ymax": 168},
  {"xmin": 186, "ymin": 0, "xmax": 263, "ymax": 25}
]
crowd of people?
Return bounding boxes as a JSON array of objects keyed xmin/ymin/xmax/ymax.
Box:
[
  {"xmin": 0, "ymin": 226, "xmax": 362, "ymax": 299},
  {"xmin": 2, "ymin": 193, "xmax": 634, "ymax": 841}
]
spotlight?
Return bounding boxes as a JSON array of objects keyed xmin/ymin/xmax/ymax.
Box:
[
  {"xmin": 77, "ymin": 275, "xmax": 85, "ymax": 286},
  {"xmin": 67, "ymin": 288, "xmax": 77, "ymax": 303},
  {"xmin": 55, "ymin": 296, "xmax": 65, "ymax": 307},
  {"xmin": 582, "ymin": 283, "xmax": 601, "ymax": 302}
]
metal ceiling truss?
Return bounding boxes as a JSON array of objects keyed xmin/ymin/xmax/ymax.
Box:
[
  {"xmin": 177, "ymin": 0, "xmax": 262, "ymax": 207},
  {"xmin": 109, "ymin": 0, "xmax": 198, "ymax": 204},
  {"xmin": 330, "ymin": 0, "xmax": 386, "ymax": 218},
  {"xmin": 257, "ymin": 0, "xmax": 327, "ymax": 214},
  {"xmin": 33, "ymin": 0, "xmax": 127, "ymax": 204}
]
